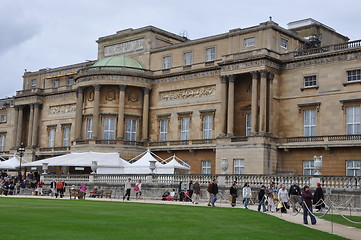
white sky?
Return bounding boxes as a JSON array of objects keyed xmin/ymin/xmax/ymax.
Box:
[{"xmin": 1, "ymin": 0, "xmax": 360, "ymax": 98}]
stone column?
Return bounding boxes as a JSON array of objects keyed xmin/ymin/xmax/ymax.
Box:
[
  {"xmin": 117, "ymin": 85, "xmax": 126, "ymax": 139},
  {"xmin": 31, "ymin": 103, "xmax": 40, "ymax": 147},
  {"xmin": 13, "ymin": 107, "xmax": 19, "ymax": 148},
  {"xmin": 142, "ymin": 87, "xmax": 150, "ymax": 142},
  {"xmin": 16, "ymin": 105, "xmax": 24, "ymax": 147},
  {"xmin": 251, "ymin": 71, "xmax": 259, "ymax": 134},
  {"xmin": 219, "ymin": 76, "xmax": 228, "ymax": 137},
  {"xmin": 92, "ymin": 85, "xmax": 101, "ymax": 139},
  {"xmin": 267, "ymin": 72, "xmax": 274, "ymax": 133},
  {"xmin": 259, "ymin": 70, "xmax": 268, "ymax": 133},
  {"xmin": 227, "ymin": 75, "xmax": 235, "ymax": 136},
  {"xmin": 75, "ymin": 87, "xmax": 84, "ymax": 140},
  {"xmin": 27, "ymin": 104, "xmax": 34, "ymax": 146}
]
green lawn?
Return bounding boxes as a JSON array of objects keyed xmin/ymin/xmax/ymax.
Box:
[
  {"xmin": 316, "ymin": 214, "xmax": 361, "ymax": 229},
  {"xmin": 0, "ymin": 198, "xmax": 347, "ymax": 240}
]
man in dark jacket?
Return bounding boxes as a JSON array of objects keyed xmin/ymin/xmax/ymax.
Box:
[
  {"xmin": 289, "ymin": 182, "xmax": 301, "ymax": 212},
  {"xmin": 257, "ymin": 185, "xmax": 266, "ymax": 212},
  {"xmin": 301, "ymin": 186, "xmax": 317, "ymax": 225},
  {"xmin": 210, "ymin": 179, "xmax": 218, "ymax": 207}
]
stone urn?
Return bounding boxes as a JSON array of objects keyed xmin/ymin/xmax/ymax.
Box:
[
  {"xmin": 91, "ymin": 161, "xmax": 98, "ymax": 174},
  {"xmin": 314, "ymin": 156, "xmax": 322, "ymax": 175},
  {"xmin": 221, "ymin": 158, "xmax": 228, "ymax": 174},
  {"xmin": 149, "ymin": 160, "xmax": 157, "ymax": 174},
  {"xmin": 42, "ymin": 162, "xmax": 49, "ymax": 175}
]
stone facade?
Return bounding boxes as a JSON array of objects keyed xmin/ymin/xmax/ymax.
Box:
[{"xmin": 1, "ymin": 19, "xmax": 361, "ymax": 176}]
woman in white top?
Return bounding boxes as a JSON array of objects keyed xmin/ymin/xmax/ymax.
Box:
[
  {"xmin": 242, "ymin": 182, "xmax": 252, "ymax": 209},
  {"xmin": 277, "ymin": 185, "xmax": 289, "ymax": 213}
]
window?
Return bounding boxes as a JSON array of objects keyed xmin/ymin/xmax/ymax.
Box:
[
  {"xmin": 303, "ymin": 161, "xmax": 315, "ymax": 175},
  {"xmin": 203, "ymin": 115, "xmax": 213, "ymax": 139},
  {"xmin": 125, "ymin": 119, "xmax": 137, "ymax": 141},
  {"xmin": 62, "ymin": 127, "xmax": 70, "ymax": 146},
  {"xmin": 346, "ymin": 106, "xmax": 360, "ymax": 134},
  {"xmin": 159, "ymin": 119, "xmax": 169, "ymax": 141},
  {"xmin": 205, "ymin": 47, "xmax": 216, "ymax": 62},
  {"xmin": 31, "ymin": 79, "xmax": 37, "ymax": 87},
  {"xmin": 281, "ymin": 38, "xmax": 288, "ymax": 49},
  {"xmin": 233, "ymin": 159, "xmax": 244, "ymax": 174},
  {"xmin": 103, "ymin": 118, "xmax": 115, "ymax": 140},
  {"xmin": 304, "ymin": 110, "xmax": 316, "ymax": 136},
  {"xmin": 0, "ymin": 115, "xmax": 6, "ymax": 123},
  {"xmin": 347, "ymin": 70, "xmax": 361, "ymax": 82},
  {"xmin": 183, "ymin": 52, "xmax": 192, "ymax": 66},
  {"xmin": 245, "ymin": 113, "xmax": 252, "ymax": 136},
  {"xmin": 53, "ymin": 78, "xmax": 59, "ymax": 88},
  {"xmin": 86, "ymin": 118, "xmax": 93, "ymax": 139},
  {"xmin": 163, "ymin": 56, "xmax": 172, "ymax": 69},
  {"xmin": 67, "ymin": 76, "xmax": 74, "ymax": 86},
  {"xmin": 48, "ymin": 128, "xmax": 55, "ymax": 148},
  {"xmin": 304, "ymin": 75, "xmax": 317, "ymax": 88},
  {"xmin": 201, "ymin": 160, "xmax": 211, "ymax": 174},
  {"xmin": 244, "ymin": 37, "xmax": 255, "ymax": 48},
  {"xmin": 180, "ymin": 117, "xmax": 190, "ymax": 140},
  {"xmin": 346, "ymin": 160, "xmax": 361, "ymax": 176},
  {"xmin": 0, "ymin": 135, "xmax": 5, "ymax": 152}
]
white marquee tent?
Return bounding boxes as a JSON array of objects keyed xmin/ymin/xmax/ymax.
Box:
[{"xmin": 0, "ymin": 155, "xmax": 21, "ymax": 169}]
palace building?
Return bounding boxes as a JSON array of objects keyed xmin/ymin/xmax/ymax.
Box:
[{"xmin": 0, "ymin": 18, "xmax": 360, "ymax": 176}]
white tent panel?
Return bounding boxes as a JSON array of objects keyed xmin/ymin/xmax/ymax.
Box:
[{"xmin": 0, "ymin": 155, "xmax": 21, "ymax": 169}]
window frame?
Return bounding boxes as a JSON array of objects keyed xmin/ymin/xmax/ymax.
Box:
[
  {"xmin": 53, "ymin": 78, "xmax": 59, "ymax": 88},
  {"xmin": 202, "ymin": 115, "xmax": 213, "ymax": 139},
  {"xmin": 67, "ymin": 76, "xmax": 74, "ymax": 86},
  {"xmin": 233, "ymin": 159, "xmax": 244, "ymax": 174},
  {"xmin": 304, "ymin": 75, "xmax": 317, "ymax": 88},
  {"xmin": 205, "ymin": 47, "xmax": 216, "ymax": 62},
  {"xmin": 201, "ymin": 160, "xmax": 211, "ymax": 174},
  {"xmin": 0, "ymin": 115, "xmax": 7, "ymax": 123},
  {"xmin": 346, "ymin": 160, "xmax": 361, "ymax": 176},
  {"xmin": 159, "ymin": 119, "xmax": 169, "ymax": 142},
  {"xmin": 62, "ymin": 126, "xmax": 70, "ymax": 147},
  {"xmin": 183, "ymin": 51, "xmax": 193, "ymax": 66},
  {"xmin": 125, "ymin": 118, "xmax": 137, "ymax": 141},
  {"xmin": 86, "ymin": 118, "xmax": 93, "ymax": 139},
  {"xmin": 31, "ymin": 79, "xmax": 37, "ymax": 87},
  {"xmin": 304, "ymin": 109, "xmax": 316, "ymax": 136},
  {"xmin": 48, "ymin": 128, "xmax": 56, "ymax": 148},
  {"xmin": 180, "ymin": 117, "xmax": 190, "ymax": 140},
  {"xmin": 245, "ymin": 113, "xmax": 252, "ymax": 136},
  {"xmin": 303, "ymin": 160, "xmax": 315, "ymax": 175},
  {"xmin": 103, "ymin": 117, "xmax": 115, "ymax": 140},
  {"xmin": 162, "ymin": 56, "xmax": 172, "ymax": 70},
  {"xmin": 244, "ymin": 37, "xmax": 256, "ymax": 48},
  {"xmin": 0, "ymin": 135, "xmax": 5, "ymax": 152},
  {"xmin": 347, "ymin": 69, "xmax": 361, "ymax": 82},
  {"xmin": 346, "ymin": 105, "xmax": 361, "ymax": 135},
  {"xmin": 281, "ymin": 38, "xmax": 288, "ymax": 49}
]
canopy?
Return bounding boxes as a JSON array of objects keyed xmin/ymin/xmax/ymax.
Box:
[
  {"xmin": 0, "ymin": 155, "xmax": 21, "ymax": 169},
  {"xmin": 23, "ymin": 152, "xmax": 129, "ymax": 167}
]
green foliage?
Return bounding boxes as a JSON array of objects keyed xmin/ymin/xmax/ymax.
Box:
[{"xmin": 0, "ymin": 198, "xmax": 347, "ymax": 240}]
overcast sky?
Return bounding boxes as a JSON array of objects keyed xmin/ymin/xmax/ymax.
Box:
[{"xmin": 1, "ymin": 0, "xmax": 360, "ymax": 98}]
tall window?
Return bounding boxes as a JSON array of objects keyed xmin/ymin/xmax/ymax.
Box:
[
  {"xmin": 62, "ymin": 127, "xmax": 70, "ymax": 146},
  {"xmin": 183, "ymin": 52, "xmax": 192, "ymax": 66},
  {"xmin": 86, "ymin": 118, "xmax": 93, "ymax": 139},
  {"xmin": 203, "ymin": 115, "xmax": 213, "ymax": 139},
  {"xmin": 244, "ymin": 37, "xmax": 255, "ymax": 48},
  {"xmin": 304, "ymin": 110, "xmax": 316, "ymax": 136},
  {"xmin": 159, "ymin": 119, "xmax": 169, "ymax": 142},
  {"xmin": 0, "ymin": 115, "xmax": 7, "ymax": 123},
  {"xmin": 126, "ymin": 119, "xmax": 137, "ymax": 141},
  {"xmin": 304, "ymin": 75, "xmax": 317, "ymax": 88},
  {"xmin": 180, "ymin": 117, "xmax": 190, "ymax": 140},
  {"xmin": 303, "ymin": 161, "xmax": 315, "ymax": 175},
  {"xmin": 163, "ymin": 56, "xmax": 172, "ymax": 69},
  {"xmin": 31, "ymin": 79, "xmax": 37, "ymax": 87},
  {"xmin": 245, "ymin": 113, "xmax": 252, "ymax": 136},
  {"xmin": 53, "ymin": 78, "xmax": 59, "ymax": 88},
  {"xmin": 48, "ymin": 128, "xmax": 55, "ymax": 148},
  {"xmin": 346, "ymin": 106, "xmax": 360, "ymax": 134},
  {"xmin": 281, "ymin": 38, "xmax": 288, "ymax": 49},
  {"xmin": 347, "ymin": 70, "xmax": 361, "ymax": 82},
  {"xmin": 0, "ymin": 135, "xmax": 5, "ymax": 152},
  {"xmin": 233, "ymin": 159, "xmax": 244, "ymax": 174},
  {"xmin": 205, "ymin": 47, "xmax": 216, "ymax": 62},
  {"xmin": 67, "ymin": 76, "xmax": 74, "ymax": 86},
  {"xmin": 103, "ymin": 118, "xmax": 115, "ymax": 140},
  {"xmin": 346, "ymin": 160, "xmax": 361, "ymax": 176},
  {"xmin": 201, "ymin": 160, "xmax": 211, "ymax": 174}
]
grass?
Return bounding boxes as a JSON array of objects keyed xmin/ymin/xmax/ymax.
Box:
[
  {"xmin": 0, "ymin": 198, "xmax": 348, "ymax": 240},
  {"xmin": 316, "ymin": 213, "xmax": 361, "ymax": 229}
]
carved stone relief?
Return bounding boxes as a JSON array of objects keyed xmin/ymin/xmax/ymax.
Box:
[
  {"xmin": 49, "ymin": 104, "xmax": 76, "ymax": 114},
  {"xmin": 104, "ymin": 38, "xmax": 144, "ymax": 56},
  {"xmin": 159, "ymin": 85, "xmax": 216, "ymax": 102}
]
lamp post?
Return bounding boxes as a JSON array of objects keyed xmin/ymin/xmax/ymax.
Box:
[{"xmin": 17, "ymin": 143, "xmax": 25, "ymax": 181}]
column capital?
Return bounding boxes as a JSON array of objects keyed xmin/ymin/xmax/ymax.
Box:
[
  {"xmin": 143, "ymin": 87, "xmax": 151, "ymax": 95},
  {"xmin": 220, "ymin": 75, "xmax": 228, "ymax": 83},
  {"xmin": 227, "ymin": 75, "xmax": 235, "ymax": 82},
  {"xmin": 119, "ymin": 84, "xmax": 126, "ymax": 92},
  {"xmin": 268, "ymin": 72, "xmax": 275, "ymax": 81},
  {"xmin": 16, "ymin": 105, "xmax": 24, "ymax": 111},
  {"xmin": 94, "ymin": 84, "xmax": 101, "ymax": 91},
  {"xmin": 260, "ymin": 70, "xmax": 269, "ymax": 78},
  {"xmin": 250, "ymin": 71, "xmax": 259, "ymax": 79}
]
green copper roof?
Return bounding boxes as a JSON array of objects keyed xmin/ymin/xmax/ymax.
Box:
[{"xmin": 93, "ymin": 56, "xmax": 143, "ymax": 69}]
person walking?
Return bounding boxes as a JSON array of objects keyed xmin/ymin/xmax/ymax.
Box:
[
  {"xmin": 55, "ymin": 180, "xmax": 64, "ymax": 198},
  {"xmin": 266, "ymin": 183, "xmax": 276, "ymax": 212},
  {"xmin": 123, "ymin": 178, "xmax": 132, "ymax": 201},
  {"xmin": 50, "ymin": 179, "xmax": 56, "ymax": 197},
  {"xmin": 19, "ymin": 179, "xmax": 26, "ymax": 195},
  {"xmin": 313, "ymin": 183, "xmax": 325, "ymax": 212},
  {"xmin": 210, "ymin": 179, "xmax": 218, "ymax": 207},
  {"xmin": 134, "ymin": 179, "xmax": 142, "ymax": 200},
  {"xmin": 188, "ymin": 180, "xmax": 194, "ymax": 202},
  {"xmin": 229, "ymin": 181, "xmax": 238, "ymax": 207},
  {"xmin": 192, "ymin": 181, "xmax": 201, "ymax": 204},
  {"xmin": 277, "ymin": 185, "xmax": 289, "ymax": 213},
  {"xmin": 257, "ymin": 185, "xmax": 267, "ymax": 212},
  {"xmin": 206, "ymin": 181, "xmax": 212, "ymax": 206},
  {"xmin": 289, "ymin": 182, "xmax": 301, "ymax": 212},
  {"xmin": 242, "ymin": 182, "xmax": 252, "ymax": 209},
  {"xmin": 302, "ymin": 185, "xmax": 317, "ymax": 225},
  {"xmin": 37, "ymin": 180, "xmax": 45, "ymax": 196}
]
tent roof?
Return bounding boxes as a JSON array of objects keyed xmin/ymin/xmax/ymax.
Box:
[
  {"xmin": 23, "ymin": 152, "xmax": 129, "ymax": 167},
  {"xmin": 0, "ymin": 155, "xmax": 21, "ymax": 169},
  {"xmin": 163, "ymin": 157, "xmax": 190, "ymax": 170},
  {"xmin": 130, "ymin": 150, "xmax": 163, "ymax": 167}
]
